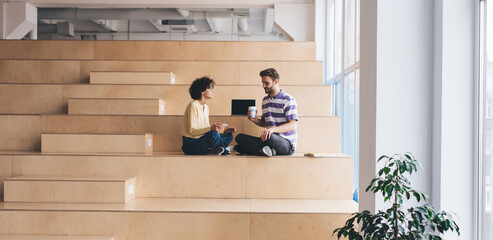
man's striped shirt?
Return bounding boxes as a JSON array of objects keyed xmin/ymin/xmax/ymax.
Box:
[{"xmin": 261, "ymin": 90, "xmax": 298, "ymax": 150}]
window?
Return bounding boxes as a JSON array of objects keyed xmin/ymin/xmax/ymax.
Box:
[{"xmin": 326, "ymin": 0, "xmax": 360, "ymax": 195}]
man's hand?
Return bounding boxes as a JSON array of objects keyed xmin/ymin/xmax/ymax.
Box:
[
  {"xmin": 210, "ymin": 123, "xmax": 224, "ymax": 132},
  {"xmin": 248, "ymin": 110, "xmax": 261, "ymax": 124},
  {"xmin": 260, "ymin": 128, "xmax": 275, "ymax": 141},
  {"xmin": 224, "ymin": 127, "xmax": 236, "ymax": 133}
]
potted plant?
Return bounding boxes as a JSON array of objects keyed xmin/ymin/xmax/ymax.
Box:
[{"xmin": 334, "ymin": 153, "xmax": 460, "ymax": 239}]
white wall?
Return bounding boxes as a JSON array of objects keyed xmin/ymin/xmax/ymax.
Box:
[
  {"xmin": 433, "ymin": 0, "xmax": 475, "ymax": 238},
  {"xmin": 0, "ymin": 2, "xmax": 4, "ymax": 38},
  {"xmin": 360, "ymin": 0, "xmax": 475, "ymax": 239},
  {"xmin": 274, "ymin": 3, "xmax": 315, "ymax": 41}
]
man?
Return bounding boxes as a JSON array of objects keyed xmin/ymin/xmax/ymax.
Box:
[
  {"xmin": 234, "ymin": 68, "xmax": 298, "ymax": 157},
  {"xmin": 181, "ymin": 76, "xmax": 236, "ymax": 155}
]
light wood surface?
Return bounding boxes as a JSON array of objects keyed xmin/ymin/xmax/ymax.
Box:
[
  {"xmin": 90, "ymin": 71, "xmax": 175, "ymax": 85},
  {"xmin": 68, "ymin": 98, "xmax": 165, "ymax": 115},
  {"xmin": 0, "ymin": 210, "xmax": 350, "ymax": 240},
  {"xmin": 9, "ymin": 154, "xmax": 352, "ymax": 199},
  {"xmin": 40, "ymin": 115, "xmax": 340, "ymax": 153},
  {"xmin": 41, "ymin": 133, "xmax": 153, "ymax": 154},
  {"xmin": 0, "ymin": 235, "xmax": 113, "ymax": 240},
  {"xmin": 0, "ymin": 40, "xmax": 94, "ymax": 60},
  {"xmin": 4, "ymin": 176, "xmax": 135, "ymax": 203}
]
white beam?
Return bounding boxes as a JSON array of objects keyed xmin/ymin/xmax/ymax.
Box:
[
  {"xmin": 0, "ymin": 2, "xmax": 5, "ymax": 39},
  {"xmin": 263, "ymin": 8, "xmax": 274, "ymax": 33},
  {"xmin": 205, "ymin": 18, "xmax": 220, "ymax": 33},
  {"xmin": 274, "ymin": 3, "xmax": 314, "ymax": 41},
  {"xmin": 9, "ymin": 0, "xmax": 313, "ymax": 8},
  {"xmin": 5, "ymin": 2, "xmax": 37, "ymax": 39}
]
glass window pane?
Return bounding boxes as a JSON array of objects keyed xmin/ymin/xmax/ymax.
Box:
[
  {"xmin": 335, "ymin": 0, "xmax": 343, "ymax": 76},
  {"xmin": 344, "ymin": 0, "xmax": 356, "ymax": 68},
  {"xmin": 483, "ymin": 1, "xmax": 493, "ymax": 239},
  {"xmin": 342, "ymin": 71, "xmax": 356, "ymax": 160},
  {"xmin": 356, "ymin": 0, "xmax": 360, "ymax": 62}
]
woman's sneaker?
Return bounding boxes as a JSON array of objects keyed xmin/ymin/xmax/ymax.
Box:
[
  {"xmin": 212, "ymin": 147, "xmax": 225, "ymax": 155},
  {"xmin": 261, "ymin": 146, "xmax": 276, "ymax": 157}
]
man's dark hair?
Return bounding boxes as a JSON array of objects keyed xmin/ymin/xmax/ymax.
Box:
[
  {"xmin": 259, "ymin": 68, "xmax": 280, "ymax": 81},
  {"xmin": 189, "ymin": 76, "xmax": 215, "ymax": 100}
]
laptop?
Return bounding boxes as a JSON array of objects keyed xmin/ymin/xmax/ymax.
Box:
[{"xmin": 231, "ymin": 99, "xmax": 255, "ymax": 115}]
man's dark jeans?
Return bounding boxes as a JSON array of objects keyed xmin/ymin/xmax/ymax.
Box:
[
  {"xmin": 234, "ymin": 133, "xmax": 294, "ymax": 156},
  {"xmin": 182, "ymin": 131, "xmax": 234, "ymax": 155}
]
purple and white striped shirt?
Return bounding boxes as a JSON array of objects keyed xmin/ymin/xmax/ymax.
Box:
[{"xmin": 261, "ymin": 90, "xmax": 298, "ymax": 150}]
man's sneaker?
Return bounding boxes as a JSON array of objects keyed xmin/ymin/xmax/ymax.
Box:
[
  {"xmin": 261, "ymin": 146, "xmax": 276, "ymax": 157},
  {"xmin": 212, "ymin": 147, "xmax": 225, "ymax": 155}
]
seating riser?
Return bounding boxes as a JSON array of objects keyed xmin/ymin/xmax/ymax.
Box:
[
  {"xmin": 0, "ymin": 84, "xmax": 331, "ymax": 116},
  {"xmin": 9, "ymin": 155, "xmax": 352, "ymax": 199},
  {"xmin": 0, "ymin": 211, "xmax": 348, "ymax": 240},
  {"xmin": 0, "ymin": 60, "xmax": 323, "ymax": 85},
  {"xmin": 0, "ymin": 115, "xmax": 340, "ymax": 153},
  {"xmin": 42, "ymin": 134, "xmax": 153, "ymax": 154},
  {"xmin": 68, "ymin": 99, "xmax": 165, "ymax": 115},
  {"xmin": 0, "ymin": 40, "xmax": 315, "ymax": 61},
  {"xmin": 4, "ymin": 178, "xmax": 135, "ymax": 203}
]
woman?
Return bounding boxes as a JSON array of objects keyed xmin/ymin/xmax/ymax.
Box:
[{"xmin": 181, "ymin": 76, "xmax": 236, "ymax": 155}]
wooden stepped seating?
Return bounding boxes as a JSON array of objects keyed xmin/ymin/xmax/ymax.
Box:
[
  {"xmin": 0, "ymin": 198, "xmax": 355, "ymax": 240},
  {"xmin": 0, "ymin": 115, "xmax": 340, "ymax": 153},
  {"xmin": 4, "ymin": 176, "xmax": 135, "ymax": 203},
  {"xmin": 0, "ymin": 197, "xmax": 357, "ymax": 213},
  {"xmin": 0, "ymin": 235, "xmax": 114, "ymax": 240},
  {"xmin": 0, "ymin": 84, "xmax": 331, "ymax": 116},
  {"xmin": 68, "ymin": 98, "xmax": 165, "ymax": 115},
  {"xmin": 41, "ymin": 133, "xmax": 153, "ymax": 154},
  {"xmin": 5, "ymin": 154, "xmax": 353, "ymax": 199},
  {"xmin": 0, "ymin": 60, "xmax": 323, "ymax": 85},
  {"xmin": 0, "ymin": 40, "xmax": 316, "ymax": 61},
  {"xmin": 90, "ymin": 71, "xmax": 176, "ymax": 85}
]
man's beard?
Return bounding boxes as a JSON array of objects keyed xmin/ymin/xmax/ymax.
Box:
[{"xmin": 264, "ymin": 87, "xmax": 273, "ymax": 95}]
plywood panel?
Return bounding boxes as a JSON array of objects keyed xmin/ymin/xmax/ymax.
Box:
[
  {"xmin": 42, "ymin": 133, "xmax": 153, "ymax": 154},
  {"xmin": 68, "ymin": 98, "xmax": 165, "ymax": 115},
  {"xmin": 0, "ymin": 211, "xmax": 249, "ymax": 240},
  {"xmin": 41, "ymin": 115, "xmax": 340, "ymax": 153},
  {"xmin": 251, "ymin": 214, "xmax": 350, "ymax": 240},
  {"xmin": 90, "ymin": 71, "xmax": 175, "ymax": 85},
  {"xmin": 246, "ymin": 156, "xmax": 353, "ymax": 199},
  {"xmin": 62, "ymin": 85, "xmax": 331, "ymax": 116},
  {"xmin": 0, "ymin": 115, "xmax": 41, "ymax": 151},
  {"xmin": 0, "ymin": 60, "xmax": 81, "ymax": 84},
  {"xmin": 41, "ymin": 115, "xmax": 243, "ymax": 153},
  {"xmin": 0, "ymin": 235, "xmax": 113, "ymax": 240},
  {"xmin": 80, "ymin": 61, "xmax": 240, "ymax": 85},
  {"xmin": 12, "ymin": 155, "xmax": 247, "ymax": 198},
  {"xmin": 239, "ymin": 61, "xmax": 323, "ymax": 85},
  {"xmin": 237, "ymin": 41, "xmax": 315, "ymax": 61},
  {"xmin": 0, "ymin": 40, "xmax": 94, "ymax": 60},
  {"xmin": 4, "ymin": 176, "xmax": 135, "ymax": 203},
  {"xmin": 243, "ymin": 116, "xmax": 341, "ymax": 153},
  {"xmin": 0, "ymin": 156, "xmax": 12, "ymax": 197},
  {"xmin": 94, "ymin": 41, "xmax": 315, "ymax": 61},
  {"xmin": 0, "ymin": 85, "xmax": 63, "ymax": 114},
  {"xmin": 80, "ymin": 60, "xmax": 322, "ymax": 85}
]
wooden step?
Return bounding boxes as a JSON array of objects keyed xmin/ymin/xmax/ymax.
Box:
[
  {"xmin": 90, "ymin": 71, "xmax": 176, "ymax": 85},
  {"xmin": 41, "ymin": 115, "xmax": 340, "ymax": 153},
  {"xmin": 0, "ymin": 115, "xmax": 340, "ymax": 153},
  {"xmin": 0, "ymin": 60, "xmax": 323, "ymax": 85},
  {"xmin": 41, "ymin": 133, "xmax": 153, "ymax": 154},
  {"xmin": 0, "ymin": 235, "xmax": 113, "ymax": 240},
  {"xmin": 0, "ymin": 84, "xmax": 331, "ymax": 116},
  {"xmin": 8, "ymin": 154, "xmax": 352, "ymax": 199},
  {"xmin": 4, "ymin": 176, "xmax": 135, "ymax": 203},
  {"xmin": 68, "ymin": 98, "xmax": 165, "ymax": 115},
  {"xmin": 0, "ymin": 198, "xmax": 355, "ymax": 240},
  {"xmin": 0, "ymin": 40, "xmax": 315, "ymax": 61}
]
